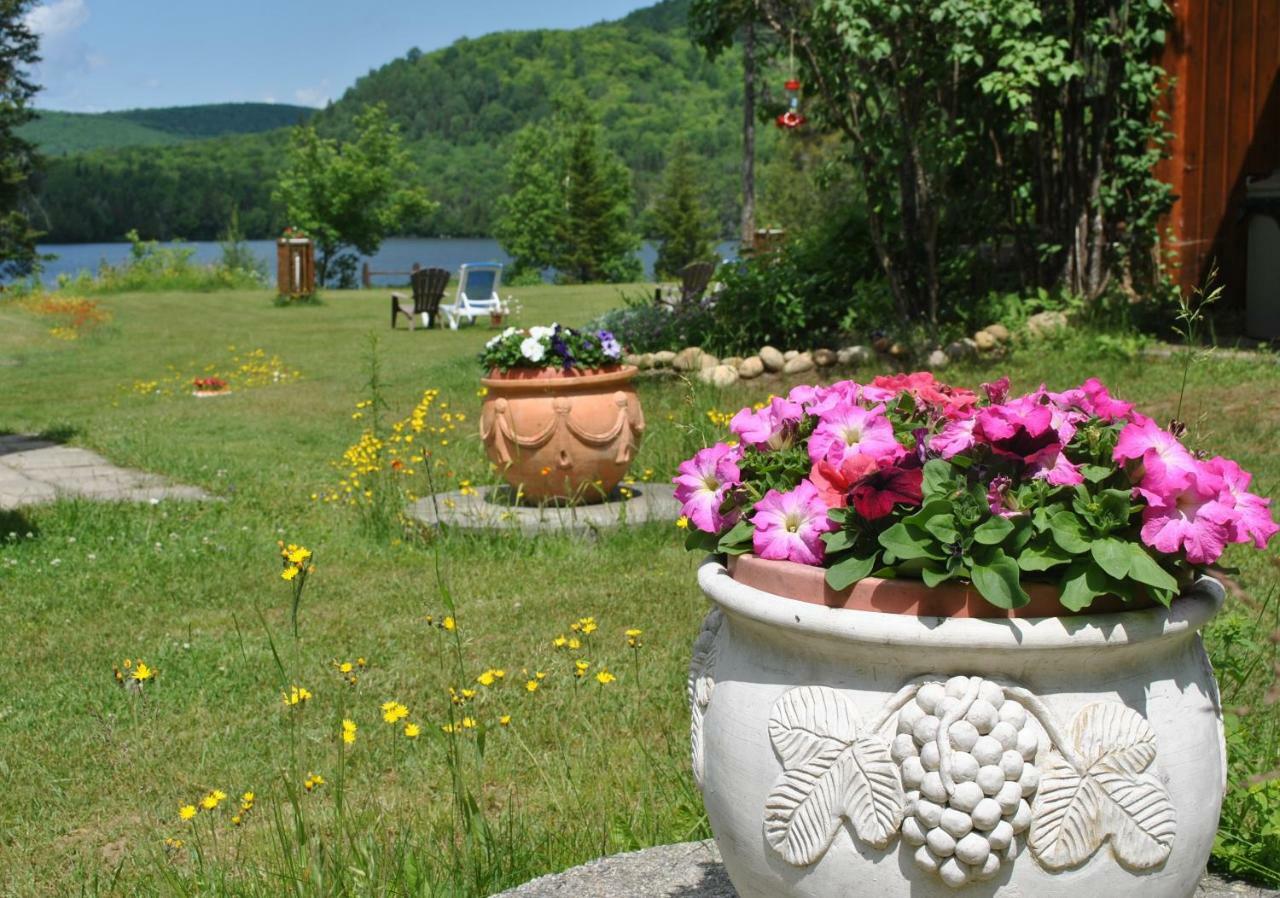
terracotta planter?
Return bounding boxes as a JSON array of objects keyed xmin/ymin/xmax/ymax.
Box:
[
  {"xmin": 690, "ymin": 556, "xmax": 1225, "ymax": 898},
  {"xmin": 479, "ymin": 365, "xmax": 644, "ymax": 503}
]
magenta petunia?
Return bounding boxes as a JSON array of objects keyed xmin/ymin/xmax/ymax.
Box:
[
  {"xmin": 987, "ymin": 475, "xmax": 1021, "ymax": 518},
  {"xmin": 809, "ymin": 402, "xmax": 902, "ymax": 467},
  {"xmin": 1030, "ymin": 446, "xmax": 1085, "ymax": 486},
  {"xmin": 1138, "ymin": 464, "xmax": 1234, "ymax": 564},
  {"xmin": 730, "ymin": 396, "xmax": 803, "ymax": 450},
  {"xmin": 751, "ymin": 480, "xmax": 838, "ymax": 566},
  {"xmin": 1115, "ymin": 419, "xmax": 1199, "ymax": 496},
  {"xmin": 1204, "ymin": 456, "xmax": 1280, "ymax": 549},
  {"xmin": 850, "ymin": 464, "xmax": 924, "ymax": 521},
  {"xmin": 930, "ymin": 417, "xmax": 977, "ymax": 459},
  {"xmin": 974, "ymin": 396, "xmax": 1069, "ymax": 465},
  {"xmin": 672, "ymin": 442, "xmax": 742, "ymax": 533}
]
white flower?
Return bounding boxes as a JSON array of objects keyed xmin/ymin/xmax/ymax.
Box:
[
  {"xmin": 485, "ymin": 334, "xmax": 502, "ymax": 349},
  {"xmin": 520, "ymin": 337, "xmax": 547, "ymax": 363},
  {"xmin": 528, "ymin": 326, "xmax": 554, "ymax": 340},
  {"xmin": 501, "ymin": 327, "xmax": 517, "ymax": 338}
]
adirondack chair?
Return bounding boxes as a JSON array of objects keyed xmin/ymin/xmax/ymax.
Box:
[
  {"xmin": 441, "ymin": 262, "xmax": 504, "ymax": 329},
  {"xmin": 390, "ymin": 267, "xmax": 450, "ymax": 330},
  {"xmin": 655, "ymin": 260, "xmax": 717, "ymax": 308}
]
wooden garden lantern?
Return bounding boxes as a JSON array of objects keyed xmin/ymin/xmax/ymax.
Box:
[{"xmin": 276, "ymin": 233, "xmax": 315, "ymax": 297}]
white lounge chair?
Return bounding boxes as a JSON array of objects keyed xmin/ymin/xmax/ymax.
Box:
[{"xmin": 441, "ymin": 262, "xmax": 504, "ymax": 329}]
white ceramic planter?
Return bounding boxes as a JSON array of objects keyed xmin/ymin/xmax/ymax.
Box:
[{"xmin": 690, "ymin": 558, "xmax": 1226, "ymax": 898}]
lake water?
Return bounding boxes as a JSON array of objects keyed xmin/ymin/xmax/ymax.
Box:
[{"xmin": 34, "ymin": 237, "xmax": 740, "ymax": 286}]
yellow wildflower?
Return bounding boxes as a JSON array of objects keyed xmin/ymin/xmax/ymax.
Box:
[
  {"xmin": 476, "ymin": 670, "xmax": 496, "ymax": 687},
  {"xmin": 626, "ymin": 628, "xmax": 644, "ymax": 648},
  {"xmin": 131, "ymin": 661, "xmax": 154, "ymax": 682},
  {"xmin": 461, "ymin": 717, "xmax": 477, "ymax": 729},
  {"xmin": 286, "ymin": 546, "xmax": 312, "ymax": 565},
  {"xmin": 577, "ymin": 617, "xmax": 597, "ymax": 635},
  {"xmin": 283, "ymin": 685, "xmax": 312, "ymax": 706},
  {"xmin": 676, "ymin": 516, "xmax": 690, "ymax": 530},
  {"xmin": 596, "ymin": 670, "xmax": 617, "ymax": 685},
  {"xmin": 231, "ymin": 814, "xmax": 243, "ymax": 826},
  {"xmin": 338, "ymin": 661, "xmax": 353, "ymax": 674},
  {"xmin": 200, "ymin": 793, "xmax": 220, "ymax": 811},
  {"xmin": 574, "ymin": 660, "xmax": 590, "ymax": 678},
  {"xmin": 179, "ymin": 805, "xmax": 197, "ymax": 821},
  {"xmin": 342, "ymin": 719, "xmax": 357, "ymax": 744},
  {"xmin": 568, "ymin": 637, "xmax": 581, "ymax": 650},
  {"xmin": 404, "ymin": 722, "xmax": 421, "ymax": 739},
  {"xmin": 281, "ymin": 566, "xmax": 299, "ymax": 581},
  {"xmin": 553, "ymin": 635, "xmax": 567, "ymax": 649},
  {"xmin": 381, "ymin": 701, "xmax": 409, "ymax": 724},
  {"xmin": 499, "ymin": 715, "xmax": 511, "ymax": 726},
  {"xmin": 442, "ymin": 616, "xmax": 456, "ymax": 632},
  {"xmin": 525, "ymin": 679, "xmax": 540, "ymax": 693}
]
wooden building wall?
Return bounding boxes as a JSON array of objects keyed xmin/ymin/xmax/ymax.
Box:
[{"xmin": 1158, "ymin": 0, "xmax": 1280, "ymax": 304}]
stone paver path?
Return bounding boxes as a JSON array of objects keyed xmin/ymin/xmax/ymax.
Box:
[
  {"xmin": 493, "ymin": 840, "xmax": 1278, "ymax": 898},
  {"xmin": 0, "ymin": 435, "xmax": 210, "ymax": 510}
]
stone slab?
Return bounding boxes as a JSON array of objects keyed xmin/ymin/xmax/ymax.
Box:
[
  {"xmin": 407, "ymin": 484, "xmax": 680, "ymax": 534},
  {"xmin": 492, "ymin": 841, "xmax": 1277, "ymax": 898}
]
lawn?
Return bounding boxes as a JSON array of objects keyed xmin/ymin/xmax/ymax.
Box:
[{"xmin": 0, "ymin": 286, "xmax": 1277, "ymax": 897}]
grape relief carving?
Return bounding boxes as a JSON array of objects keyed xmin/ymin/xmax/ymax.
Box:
[
  {"xmin": 763, "ymin": 676, "xmax": 1176, "ymax": 888},
  {"xmin": 687, "ymin": 607, "xmax": 723, "ymax": 791}
]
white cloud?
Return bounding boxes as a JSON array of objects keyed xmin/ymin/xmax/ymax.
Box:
[
  {"xmin": 293, "ymin": 85, "xmax": 331, "ymax": 107},
  {"xmin": 24, "ymin": 0, "xmax": 89, "ymax": 38}
]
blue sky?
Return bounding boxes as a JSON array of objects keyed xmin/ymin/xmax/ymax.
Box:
[{"xmin": 25, "ymin": 0, "xmax": 655, "ymax": 112}]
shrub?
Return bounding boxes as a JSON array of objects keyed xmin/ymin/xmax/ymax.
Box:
[
  {"xmin": 587, "ymin": 293, "xmax": 716, "ymax": 354},
  {"xmin": 57, "ymin": 229, "xmax": 266, "ymax": 294}
]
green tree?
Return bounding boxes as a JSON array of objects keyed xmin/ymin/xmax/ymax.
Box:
[
  {"xmin": 651, "ymin": 137, "xmax": 715, "ymax": 279},
  {"xmin": 554, "ymin": 111, "xmax": 641, "ymax": 284},
  {"xmin": 493, "ymin": 123, "xmax": 561, "ymax": 279},
  {"xmin": 0, "ymin": 0, "xmax": 42, "ymax": 280},
  {"xmin": 273, "ymin": 104, "xmax": 435, "ymax": 286}
]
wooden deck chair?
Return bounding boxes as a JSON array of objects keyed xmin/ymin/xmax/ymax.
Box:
[
  {"xmin": 655, "ymin": 260, "xmax": 717, "ymax": 307},
  {"xmin": 391, "ymin": 267, "xmax": 450, "ymax": 330}
]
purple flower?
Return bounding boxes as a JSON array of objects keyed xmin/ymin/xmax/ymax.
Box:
[
  {"xmin": 672, "ymin": 443, "xmax": 743, "ymax": 533},
  {"xmin": 597, "ymin": 330, "xmax": 622, "ymax": 360},
  {"xmin": 730, "ymin": 396, "xmax": 804, "ymax": 450},
  {"xmin": 750, "ymin": 480, "xmax": 837, "ymax": 566},
  {"xmin": 987, "ymin": 475, "xmax": 1021, "ymax": 518}
]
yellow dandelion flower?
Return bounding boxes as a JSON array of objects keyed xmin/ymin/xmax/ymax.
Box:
[
  {"xmin": 461, "ymin": 717, "xmax": 477, "ymax": 729},
  {"xmin": 338, "ymin": 661, "xmax": 353, "ymax": 674},
  {"xmin": 283, "ymin": 685, "xmax": 312, "ymax": 706},
  {"xmin": 131, "ymin": 661, "xmax": 154, "ymax": 681},
  {"xmin": 499, "ymin": 715, "xmax": 511, "ymax": 726},
  {"xmin": 281, "ymin": 566, "xmax": 299, "ymax": 581},
  {"xmin": 404, "ymin": 722, "xmax": 421, "ymax": 739},
  {"xmin": 476, "ymin": 670, "xmax": 496, "ymax": 687},
  {"xmin": 568, "ymin": 637, "xmax": 581, "ymax": 650},
  {"xmin": 381, "ymin": 701, "xmax": 409, "ymax": 724},
  {"xmin": 441, "ymin": 723, "xmax": 455, "ymax": 734},
  {"xmin": 525, "ymin": 679, "xmax": 540, "ymax": 693},
  {"xmin": 286, "ymin": 546, "xmax": 312, "ymax": 565},
  {"xmin": 442, "ymin": 616, "xmax": 456, "ymax": 632},
  {"xmin": 596, "ymin": 670, "xmax": 617, "ymax": 685},
  {"xmin": 574, "ymin": 660, "xmax": 590, "ymax": 678},
  {"xmin": 341, "ymin": 719, "xmax": 357, "ymax": 744},
  {"xmin": 242, "ymin": 792, "xmax": 255, "ymax": 803},
  {"xmin": 200, "ymin": 794, "xmax": 220, "ymax": 811},
  {"xmin": 553, "ymin": 635, "xmax": 567, "ymax": 648},
  {"xmin": 179, "ymin": 805, "xmax": 197, "ymax": 821},
  {"xmin": 676, "ymin": 516, "xmax": 690, "ymax": 530},
  {"xmin": 356, "ymin": 657, "xmax": 367, "ymax": 668}
]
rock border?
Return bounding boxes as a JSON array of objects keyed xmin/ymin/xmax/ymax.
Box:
[{"xmin": 406, "ymin": 484, "xmax": 680, "ymax": 535}]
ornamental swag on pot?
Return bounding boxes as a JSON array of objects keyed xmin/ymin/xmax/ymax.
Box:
[
  {"xmin": 676, "ymin": 372, "xmax": 1277, "ymax": 897},
  {"xmin": 479, "ymin": 323, "xmax": 644, "ymax": 503}
]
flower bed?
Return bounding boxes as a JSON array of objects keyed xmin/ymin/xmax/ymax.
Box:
[
  {"xmin": 675, "ymin": 372, "xmax": 1278, "ymax": 612},
  {"xmin": 481, "ymin": 322, "xmax": 623, "ymax": 372}
]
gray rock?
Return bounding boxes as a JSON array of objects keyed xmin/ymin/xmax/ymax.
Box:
[
  {"xmin": 672, "ymin": 347, "xmax": 705, "ymax": 371},
  {"xmin": 758, "ymin": 346, "xmax": 785, "ymax": 372},
  {"xmin": 783, "ymin": 352, "xmax": 815, "ymax": 375},
  {"xmin": 652, "ymin": 350, "xmax": 676, "ymax": 368},
  {"xmin": 736, "ymin": 356, "xmax": 764, "ymax": 379},
  {"xmin": 945, "ymin": 339, "xmax": 978, "ymax": 361},
  {"xmin": 837, "ymin": 345, "xmax": 874, "ymax": 367},
  {"xmin": 926, "ymin": 349, "xmax": 950, "ymax": 370},
  {"xmin": 812, "ymin": 348, "xmax": 837, "ymax": 368},
  {"xmin": 1026, "ymin": 310, "xmax": 1069, "ymax": 339},
  {"xmin": 492, "ymin": 841, "xmax": 1273, "ymax": 898},
  {"xmin": 974, "ymin": 330, "xmax": 999, "ymax": 351},
  {"xmin": 623, "ymin": 354, "xmax": 642, "ymax": 368}
]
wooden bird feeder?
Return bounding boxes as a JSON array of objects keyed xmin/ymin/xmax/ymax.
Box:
[{"xmin": 276, "ymin": 235, "xmax": 316, "ymax": 298}]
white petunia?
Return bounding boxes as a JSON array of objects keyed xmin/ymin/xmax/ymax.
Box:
[
  {"xmin": 520, "ymin": 337, "xmax": 547, "ymax": 363},
  {"xmin": 501, "ymin": 327, "xmax": 518, "ymax": 338},
  {"xmin": 485, "ymin": 334, "xmax": 502, "ymax": 349},
  {"xmin": 528, "ymin": 325, "xmax": 554, "ymax": 340}
]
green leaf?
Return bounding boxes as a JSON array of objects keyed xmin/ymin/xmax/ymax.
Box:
[
  {"xmin": 1048, "ymin": 511, "xmax": 1091, "ymax": 554},
  {"xmin": 1125, "ymin": 545, "xmax": 1179, "ymax": 594},
  {"xmin": 1081, "ymin": 464, "xmax": 1113, "ymax": 483},
  {"xmin": 822, "ymin": 528, "xmax": 857, "ymax": 554},
  {"xmin": 922, "ymin": 459, "xmax": 955, "ymax": 498},
  {"xmin": 970, "ymin": 550, "xmax": 1030, "ymax": 609},
  {"xmin": 1090, "ymin": 537, "xmax": 1131, "ymax": 580},
  {"xmin": 717, "ymin": 519, "xmax": 755, "ymax": 556},
  {"xmin": 921, "ymin": 565, "xmax": 954, "ymax": 587},
  {"xmin": 1059, "ymin": 561, "xmax": 1114, "ymax": 612},
  {"xmin": 826, "ymin": 554, "xmax": 878, "ymax": 591},
  {"xmin": 924, "ymin": 513, "xmax": 959, "ymax": 544},
  {"xmin": 684, "ymin": 529, "xmax": 721, "ymax": 553},
  {"xmin": 1018, "ymin": 539, "xmax": 1072, "ymax": 572},
  {"xmin": 878, "ymin": 523, "xmax": 944, "ymax": 562},
  {"xmin": 973, "ymin": 515, "xmax": 1014, "ymax": 545}
]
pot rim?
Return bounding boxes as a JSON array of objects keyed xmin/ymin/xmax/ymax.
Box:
[
  {"xmin": 700, "ymin": 557, "xmax": 1222, "ymax": 652},
  {"xmin": 481, "ymin": 365, "xmax": 637, "ymax": 390}
]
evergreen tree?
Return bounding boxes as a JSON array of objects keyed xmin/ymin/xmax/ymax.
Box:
[
  {"xmin": 554, "ymin": 114, "xmax": 641, "ymax": 284},
  {"xmin": 0, "ymin": 0, "xmax": 42, "ymax": 280},
  {"xmin": 493, "ymin": 123, "xmax": 561, "ymax": 280},
  {"xmin": 651, "ymin": 138, "xmax": 715, "ymax": 280}
]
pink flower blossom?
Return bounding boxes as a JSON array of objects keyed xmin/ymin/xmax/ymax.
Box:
[
  {"xmin": 809, "ymin": 453, "xmax": 879, "ymax": 509},
  {"xmin": 930, "ymin": 418, "xmax": 977, "ymax": 458},
  {"xmin": 1138, "ymin": 464, "xmax": 1234, "ymax": 564},
  {"xmin": 751, "ymin": 480, "xmax": 837, "ymax": 566},
  {"xmin": 987, "ymin": 475, "xmax": 1021, "ymax": 518},
  {"xmin": 982, "ymin": 376, "xmax": 1011, "ymax": 404},
  {"xmin": 850, "ymin": 464, "xmax": 924, "ymax": 520},
  {"xmin": 672, "ymin": 443, "xmax": 742, "ymax": 533},
  {"xmin": 809, "ymin": 402, "xmax": 903, "ymax": 467},
  {"xmin": 1114, "ymin": 419, "xmax": 1198, "ymax": 493},
  {"xmin": 730, "ymin": 396, "xmax": 803, "ymax": 450},
  {"xmin": 867, "ymin": 372, "xmax": 979, "ymax": 419},
  {"xmin": 1030, "ymin": 446, "xmax": 1085, "ymax": 486},
  {"xmin": 974, "ymin": 396, "xmax": 1067, "ymax": 465},
  {"xmin": 1203, "ymin": 456, "xmax": 1280, "ymax": 549}
]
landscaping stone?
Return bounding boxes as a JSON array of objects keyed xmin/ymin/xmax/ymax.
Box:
[
  {"xmin": 926, "ymin": 348, "xmax": 950, "ymax": 370},
  {"xmin": 783, "ymin": 349, "xmax": 799, "ymax": 361},
  {"xmin": 492, "ymin": 841, "xmax": 1276, "ymax": 898},
  {"xmin": 0, "ymin": 435, "xmax": 211, "ymax": 509},
  {"xmin": 721, "ymin": 356, "xmax": 743, "ymax": 369},
  {"xmin": 407, "ymin": 484, "xmax": 680, "ymax": 535},
  {"xmin": 812, "ymin": 348, "xmax": 837, "ymax": 367},
  {"xmin": 758, "ymin": 346, "xmax": 785, "ymax": 372},
  {"xmin": 945, "ymin": 338, "xmax": 977, "ymax": 361},
  {"xmin": 888, "ymin": 342, "xmax": 909, "ymax": 357},
  {"xmin": 1026, "ymin": 309, "xmax": 1070, "ymax": 338},
  {"xmin": 974, "ymin": 329, "xmax": 999, "ymax": 351},
  {"xmin": 701, "ymin": 365, "xmax": 739, "ymax": 388},
  {"xmin": 652, "ymin": 350, "xmax": 676, "ymax": 368},
  {"xmin": 837, "ymin": 345, "xmax": 873, "ymax": 366},
  {"xmin": 782, "ymin": 352, "xmax": 815, "ymax": 375},
  {"xmin": 699, "ymin": 353, "xmax": 719, "ymax": 370},
  {"xmin": 736, "ymin": 356, "xmax": 764, "ymax": 379},
  {"xmin": 672, "ymin": 348, "xmax": 705, "ymax": 371},
  {"xmin": 984, "ymin": 322, "xmax": 1012, "ymax": 343},
  {"xmin": 624, "ymin": 354, "xmax": 644, "ymax": 369}
]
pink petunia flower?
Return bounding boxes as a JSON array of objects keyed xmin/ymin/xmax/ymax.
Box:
[
  {"xmin": 1138, "ymin": 463, "xmax": 1234, "ymax": 564},
  {"xmin": 751, "ymin": 480, "xmax": 838, "ymax": 566},
  {"xmin": 1030, "ymin": 445, "xmax": 1085, "ymax": 487},
  {"xmin": 809, "ymin": 402, "xmax": 903, "ymax": 467},
  {"xmin": 930, "ymin": 417, "xmax": 977, "ymax": 459},
  {"xmin": 974, "ymin": 396, "xmax": 1069, "ymax": 466},
  {"xmin": 987, "ymin": 475, "xmax": 1022, "ymax": 518},
  {"xmin": 1115, "ymin": 418, "xmax": 1199, "ymax": 494},
  {"xmin": 849, "ymin": 464, "xmax": 924, "ymax": 521},
  {"xmin": 867, "ymin": 372, "xmax": 979, "ymax": 419},
  {"xmin": 1203, "ymin": 456, "xmax": 1280, "ymax": 549},
  {"xmin": 672, "ymin": 443, "xmax": 742, "ymax": 533},
  {"xmin": 730, "ymin": 396, "xmax": 803, "ymax": 450}
]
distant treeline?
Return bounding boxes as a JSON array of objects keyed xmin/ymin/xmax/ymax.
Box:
[{"xmin": 25, "ymin": 0, "xmax": 773, "ymax": 243}]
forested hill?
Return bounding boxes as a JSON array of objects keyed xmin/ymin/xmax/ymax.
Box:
[
  {"xmin": 28, "ymin": 0, "xmax": 761, "ymax": 243},
  {"xmin": 21, "ymin": 103, "xmax": 314, "ymax": 156}
]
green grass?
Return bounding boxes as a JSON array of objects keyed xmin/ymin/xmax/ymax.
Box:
[{"xmin": 0, "ymin": 287, "xmax": 1277, "ymax": 896}]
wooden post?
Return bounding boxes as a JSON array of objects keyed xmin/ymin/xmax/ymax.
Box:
[{"xmin": 362, "ymin": 261, "xmax": 372, "ymax": 290}]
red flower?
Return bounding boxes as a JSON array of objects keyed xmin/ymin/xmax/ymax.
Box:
[
  {"xmin": 869, "ymin": 372, "xmax": 978, "ymax": 419},
  {"xmin": 810, "ymin": 453, "xmax": 879, "ymax": 508},
  {"xmin": 850, "ymin": 465, "xmax": 924, "ymax": 520}
]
